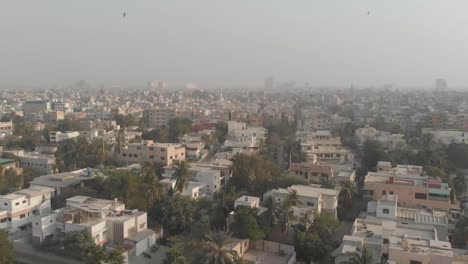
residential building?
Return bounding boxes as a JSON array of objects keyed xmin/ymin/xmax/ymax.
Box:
[
  {"xmin": 49, "ymin": 131, "xmax": 80, "ymax": 143},
  {"xmin": 32, "ymin": 196, "xmax": 157, "ymax": 256},
  {"xmin": 118, "ymin": 140, "xmax": 185, "ymax": 166},
  {"xmin": 23, "ymin": 101, "xmax": 50, "ymax": 121},
  {"xmin": 3, "ymin": 149, "xmax": 56, "ymax": 175},
  {"xmin": 229, "ymin": 239, "xmax": 296, "ymax": 264},
  {"xmin": 144, "ymin": 107, "xmax": 176, "ymax": 128},
  {"xmin": 263, "ymin": 185, "xmax": 340, "ymax": 219},
  {"xmin": 0, "ymin": 121, "xmax": 13, "ymax": 137},
  {"xmin": 334, "ymin": 195, "xmax": 454, "ymax": 264},
  {"xmin": 0, "ymin": 158, "xmax": 23, "ymax": 175},
  {"xmin": 287, "ymin": 159, "xmax": 335, "ymax": 184},
  {"xmin": 0, "ymin": 186, "xmax": 54, "ymax": 233},
  {"xmin": 363, "ymin": 162, "xmax": 454, "ymax": 210},
  {"xmin": 421, "ymin": 128, "xmax": 467, "ymax": 144},
  {"xmin": 355, "ymin": 126, "xmax": 406, "ymax": 151},
  {"xmin": 29, "ymin": 169, "xmax": 98, "ymax": 197},
  {"xmin": 52, "ymin": 102, "xmax": 71, "ymax": 113},
  {"xmin": 234, "ymin": 196, "xmax": 260, "ymax": 209}
]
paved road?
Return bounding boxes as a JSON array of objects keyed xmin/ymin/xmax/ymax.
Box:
[
  {"xmin": 201, "ymin": 145, "xmax": 220, "ymax": 162},
  {"xmin": 14, "ymin": 242, "xmax": 82, "ymax": 264}
]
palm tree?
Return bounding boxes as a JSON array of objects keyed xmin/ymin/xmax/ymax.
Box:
[
  {"xmin": 277, "ymin": 204, "xmax": 294, "ymax": 241},
  {"xmin": 173, "ymin": 161, "xmax": 191, "ymax": 193},
  {"xmin": 344, "ymin": 247, "xmax": 373, "ymax": 264},
  {"xmin": 140, "ymin": 162, "xmax": 157, "ymax": 182},
  {"xmin": 114, "ymin": 128, "xmax": 127, "ymax": 154},
  {"xmin": 284, "ymin": 189, "xmax": 300, "ymax": 207},
  {"xmin": 339, "ymin": 181, "xmax": 357, "ymax": 208},
  {"xmin": 141, "ymin": 162, "xmax": 163, "ymax": 208},
  {"xmin": 264, "ymin": 196, "xmax": 280, "ymax": 227},
  {"xmin": 202, "ymin": 231, "xmax": 237, "ymax": 264}
]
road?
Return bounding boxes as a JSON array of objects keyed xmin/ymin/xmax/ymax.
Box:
[
  {"xmin": 201, "ymin": 145, "xmax": 220, "ymax": 162},
  {"xmin": 14, "ymin": 242, "xmax": 82, "ymax": 264}
]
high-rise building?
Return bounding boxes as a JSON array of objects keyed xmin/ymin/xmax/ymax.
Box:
[
  {"xmin": 144, "ymin": 106, "xmax": 177, "ymax": 129},
  {"xmin": 436, "ymin": 78, "xmax": 447, "ymax": 91},
  {"xmin": 265, "ymin": 76, "xmax": 274, "ymax": 90}
]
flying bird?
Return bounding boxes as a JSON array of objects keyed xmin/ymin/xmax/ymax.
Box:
[
  {"xmin": 123, "ymin": 12, "xmax": 126, "ymax": 17},
  {"xmin": 367, "ymin": 11, "xmax": 370, "ymax": 15}
]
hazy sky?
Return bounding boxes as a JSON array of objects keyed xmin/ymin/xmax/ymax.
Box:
[{"xmin": 1, "ymin": 1, "xmax": 468, "ymax": 88}]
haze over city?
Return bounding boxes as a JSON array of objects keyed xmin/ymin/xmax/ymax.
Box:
[{"xmin": 2, "ymin": 1, "xmax": 468, "ymax": 88}]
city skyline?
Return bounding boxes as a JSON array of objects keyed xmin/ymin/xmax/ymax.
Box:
[{"xmin": 2, "ymin": 1, "xmax": 468, "ymax": 87}]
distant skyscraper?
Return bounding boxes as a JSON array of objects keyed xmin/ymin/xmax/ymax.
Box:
[
  {"xmin": 265, "ymin": 76, "xmax": 274, "ymax": 90},
  {"xmin": 435, "ymin": 78, "xmax": 447, "ymax": 91}
]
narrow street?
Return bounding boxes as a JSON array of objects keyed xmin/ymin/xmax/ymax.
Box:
[{"xmin": 14, "ymin": 242, "xmax": 82, "ymax": 264}]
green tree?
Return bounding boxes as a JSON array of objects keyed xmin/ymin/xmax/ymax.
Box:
[
  {"xmin": 202, "ymin": 231, "xmax": 238, "ymax": 264},
  {"xmin": 173, "ymin": 161, "xmax": 191, "ymax": 193},
  {"xmin": 447, "ymin": 143, "xmax": 468, "ymax": 169},
  {"xmin": 214, "ymin": 122, "xmax": 228, "ymax": 144},
  {"xmin": 63, "ymin": 230, "xmax": 95, "ymax": 260},
  {"xmin": 163, "ymin": 246, "xmax": 186, "ymax": 264},
  {"xmin": 5, "ymin": 168, "xmax": 23, "ymax": 189},
  {"xmin": 141, "ymin": 163, "xmax": 164, "ymax": 209},
  {"xmin": 0, "ymin": 230, "xmax": 14, "ymax": 264},
  {"xmin": 230, "ymin": 206, "xmax": 266, "ymax": 240},
  {"xmin": 154, "ymin": 196, "xmax": 196, "ymax": 235},
  {"xmin": 168, "ymin": 118, "xmax": 193, "ymax": 141},
  {"xmin": 114, "ymin": 128, "xmax": 127, "ymax": 154},
  {"xmin": 343, "ymin": 247, "xmax": 373, "ymax": 264},
  {"xmin": 361, "ymin": 140, "xmax": 388, "ymax": 173},
  {"xmin": 453, "ymin": 172, "xmax": 466, "ymax": 197},
  {"xmin": 106, "ymin": 249, "xmax": 126, "ymax": 264},
  {"xmin": 83, "ymin": 244, "xmax": 106, "ymax": 264}
]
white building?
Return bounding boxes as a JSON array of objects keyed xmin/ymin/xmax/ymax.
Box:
[
  {"xmin": 0, "ymin": 186, "xmax": 54, "ymax": 233},
  {"xmin": 355, "ymin": 127, "xmax": 406, "ymax": 151},
  {"xmin": 29, "ymin": 169, "xmax": 97, "ymax": 197},
  {"xmin": 333, "ymin": 195, "xmax": 455, "ymax": 264},
  {"xmin": 11, "ymin": 151, "xmax": 56, "ymax": 175},
  {"xmin": 50, "ymin": 131, "xmax": 80, "ymax": 143},
  {"xmin": 0, "ymin": 121, "xmax": 13, "ymax": 138},
  {"xmin": 263, "ymin": 185, "xmax": 340, "ymax": 219},
  {"xmin": 32, "ymin": 196, "xmax": 157, "ymax": 256},
  {"xmin": 422, "ymin": 128, "xmax": 467, "ymax": 144}
]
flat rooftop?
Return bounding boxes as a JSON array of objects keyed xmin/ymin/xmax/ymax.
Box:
[{"xmin": 242, "ymin": 249, "xmax": 293, "ymax": 264}]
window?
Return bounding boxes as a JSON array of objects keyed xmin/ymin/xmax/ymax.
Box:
[
  {"xmin": 161, "ymin": 157, "xmax": 165, "ymax": 160},
  {"xmin": 149, "ymin": 147, "xmax": 154, "ymax": 151},
  {"xmin": 122, "ymin": 153, "xmax": 126, "ymax": 157},
  {"xmin": 383, "ymin": 238, "xmax": 389, "ymax": 244},
  {"xmin": 19, "ymin": 214, "xmax": 26, "ymax": 219},
  {"xmin": 410, "ymin": 261, "xmax": 422, "ymax": 264},
  {"xmin": 136, "ymin": 146, "xmax": 141, "ymax": 150},
  {"xmin": 312, "ymin": 172, "xmax": 318, "ymax": 176},
  {"xmin": 415, "ymin": 193, "xmax": 427, "ymax": 200},
  {"xmin": 382, "ymin": 190, "xmax": 386, "ymax": 195},
  {"xmin": 3, "ymin": 203, "xmax": 7, "ymax": 206},
  {"xmin": 161, "ymin": 149, "xmax": 165, "ymax": 152},
  {"xmin": 0, "ymin": 218, "xmax": 6, "ymax": 223},
  {"xmin": 306, "ymin": 202, "xmax": 314, "ymax": 207},
  {"xmin": 22, "ymin": 200, "xmax": 26, "ymax": 204},
  {"xmin": 134, "ymin": 154, "xmax": 138, "ymax": 158},
  {"xmin": 149, "ymin": 155, "xmax": 154, "ymax": 159},
  {"xmin": 15, "ymin": 202, "xmax": 19, "ymax": 206},
  {"xmin": 170, "ymin": 156, "xmax": 173, "ymax": 159},
  {"xmin": 139, "ymin": 223, "xmax": 146, "ymax": 229},
  {"xmin": 382, "ymin": 209, "xmax": 390, "ymax": 214},
  {"xmin": 389, "ymin": 191, "xmax": 394, "ymax": 195}
]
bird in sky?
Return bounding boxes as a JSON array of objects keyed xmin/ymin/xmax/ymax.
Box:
[
  {"xmin": 123, "ymin": 12, "xmax": 126, "ymax": 18},
  {"xmin": 367, "ymin": 11, "xmax": 370, "ymax": 15}
]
